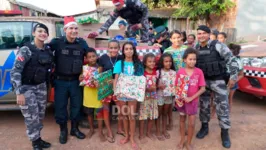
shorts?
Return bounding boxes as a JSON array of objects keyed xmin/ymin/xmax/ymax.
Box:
[
  {"xmin": 117, "ymin": 97, "xmax": 136, "ymax": 102},
  {"xmin": 177, "ymin": 99, "xmax": 198, "ymax": 115},
  {"xmin": 101, "ymin": 95, "xmax": 117, "ymax": 103},
  {"xmin": 158, "ymin": 96, "xmax": 173, "ymax": 106},
  {"xmin": 83, "ymin": 107, "xmax": 105, "ymax": 119},
  {"xmin": 139, "ymin": 98, "xmax": 158, "ymax": 120},
  {"xmin": 230, "ymin": 83, "xmax": 238, "ymax": 90}
]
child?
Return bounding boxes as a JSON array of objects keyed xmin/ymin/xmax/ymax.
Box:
[
  {"xmin": 176, "ymin": 48, "xmax": 206, "ymax": 150},
  {"xmin": 164, "ymin": 30, "xmax": 187, "ymax": 130},
  {"xmin": 210, "ymin": 29, "xmax": 219, "ymax": 41},
  {"xmin": 80, "ymin": 48, "xmax": 106, "ymax": 142},
  {"xmin": 139, "ymin": 53, "xmax": 158, "ymax": 143},
  {"xmin": 98, "ymin": 40, "xmax": 123, "ymax": 141},
  {"xmin": 218, "ymin": 32, "xmax": 227, "ymax": 44},
  {"xmin": 113, "ymin": 42, "xmax": 144, "ymax": 150},
  {"xmin": 155, "ymin": 53, "xmax": 176, "ymax": 141},
  {"xmin": 228, "ymin": 43, "xmax": 244, "ymax": 111}
]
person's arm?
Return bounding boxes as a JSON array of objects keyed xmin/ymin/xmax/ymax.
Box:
[
  {"xmin": 215, "ymin": 43, "xmax": 238, "ymax": 84},
  {"xmin": 98, "ymin": 10, "xmax": 119, "ymax": 34},
  {"xmin": 48, "ymin": 38, "xmax": 59, "ymax": 52},
  {"xmin": 134, "ymin": 0, "xmax": 148, "ymax": 26},
  {"xmin": 237, "ymin": 70, "xmax": 244, "ymax": 81},
  {"xmin": 10, "ymin": 46, "xmax": 31, "ymax": 95}
]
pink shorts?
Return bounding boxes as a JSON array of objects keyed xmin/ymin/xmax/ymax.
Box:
[{"xmin": 177, "ymin": 99, "xmax": 198, "ymax": 115}]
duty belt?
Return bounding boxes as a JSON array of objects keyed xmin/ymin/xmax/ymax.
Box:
[{"xmin": 56, "ymin": 75, "xmax": 79, "ymax": 81}]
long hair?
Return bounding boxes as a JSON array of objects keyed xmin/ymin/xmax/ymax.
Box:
[
  {"xmin": 121, "ymin": 41, "xmax": 143, "ymax": 75},
  {"xmin": 156, "ymin": 53, "xmax": 175, "ymax": 86}
]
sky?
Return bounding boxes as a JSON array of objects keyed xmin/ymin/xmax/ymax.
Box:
[{"xmin": 17, "ymin": 0, "xmax": 97, "ymax": 16}]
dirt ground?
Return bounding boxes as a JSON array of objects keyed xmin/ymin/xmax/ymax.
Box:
[{"xmin": 1, "ymin": 91, "xmax": 266, "ymax": 150}]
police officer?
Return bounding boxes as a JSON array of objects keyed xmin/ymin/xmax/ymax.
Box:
[
  {"xmin": 88, "ymin": 0, "xmax": 149, "ymax": 42},
  {"xmin": 11, "ymin": 23, "xmax": 53, "ymax": 150},
  {"xmin": 49, "ymin": 17, "xmax": 88, "ymax": 144},
  {"xmin": 195, "ymin": 25, "xmax": 238, "ymax": 148},
  {"xmin": 153, "ymin": 26, "xmax": 172, "ymax": 53}
]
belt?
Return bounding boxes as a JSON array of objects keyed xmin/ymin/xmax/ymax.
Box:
[{"xmin": 56, "ymin": 75, "xmax": 79, "ymax": 81}]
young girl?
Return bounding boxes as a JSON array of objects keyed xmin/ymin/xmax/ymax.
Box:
[
  {"xmin": 139, "ymin": 53, "xmax": 158, "ymax": 143},
  {"xmin": 155, "ymin": 53, "xmax": 176, "ymax": 141},
  {"xmin": 80, "ymin": 48, "xmax": 107, "ymax": 142},
  {"xmin": 98, "ymin": 40, "xmax": 123, "ymax": 141},
  {"xmin": 218, "ymin": 32, "xmax": 227, "ymax": 44},
  {"xmin": 164, "ymin": 30, "xmax": 187, "ymax": 130},
  {"xmin": 113, "ymin": 42, "xmax": 144, "ymax": 150},
  {"xmin": 176, "ymin": 48, "xmax": 206, "ymax": 150},
  {"xmin": 228, "ymin": 43, "xmax": 244, "ymax": 111}
]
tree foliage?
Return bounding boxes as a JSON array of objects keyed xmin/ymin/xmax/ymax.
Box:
[
  {"xmin": 141, "ymin": 0, "xmax": 179, "ymax": 9},
  {"xmin": 172, "ymin": 0, "xmax": 235, "ymax": 20}
]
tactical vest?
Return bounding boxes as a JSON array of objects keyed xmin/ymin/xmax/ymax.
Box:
[
  {"xmin": 55, "ymin": 38, "xmax": 84, "ymax": 76},
  {"xmin": 22, "ymin": 42, "xmax": 53, "ymax": 85},
  {"xmin": 117, "ymin": 1, "xmax": 143, "ymax": 24},
  {"xmin": 196, "ymin": 40, "xmax": 226, "ymax": 80}
]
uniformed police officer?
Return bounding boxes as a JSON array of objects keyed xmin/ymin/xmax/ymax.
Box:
[
  {"xmin": 88, "ymin": 0, "xmax": 149, "ymax": 42},
  {"xmin": 195, "ymin": 25, "xmax": 238, "ymax": 148},
  {"xmin": 11, "ymin": 23, "xmax": 53, "ymax": 150},
  {"xmin": 153, "ymin": 26, "xmax": 172, "ymax": 53},
  {"xmin": 49, "ymin": 17, "xmax": 88, "ymax": 144}
]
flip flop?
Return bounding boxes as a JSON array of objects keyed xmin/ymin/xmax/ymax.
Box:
[
  {"xmin": 155, "ymin": 135, "xmax": 165, "ymax": 141},
  {"xmin": 117, "ymin": 131, "xmax": 126, "ymax": 137},
  {"xmin": 132, "ymin": 143, "xmax": 141, "ymax": 150},
  {"xmin": 106, "ymin": 135, "xmax": 115, "ymax": 143},
  {"xmin": 163, "ymin": 132, "xmax": 171, "ymax": 139},
  {"xmin": 119, "ymin": 138, "xmax": 129, "ymax": 145}
]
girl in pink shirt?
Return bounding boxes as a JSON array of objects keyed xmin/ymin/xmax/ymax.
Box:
[{"xmin": 176, "ymin": 48, "xmax": 206, "ymax": 150}]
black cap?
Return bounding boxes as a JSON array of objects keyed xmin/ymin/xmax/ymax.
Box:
[
  {"xmin": 33, "ymin": 23, "xmax": 49, "ymax": 35},
  {"xmin": 197, "ymin": 25, "xmax": 210, "ymax": 34}
]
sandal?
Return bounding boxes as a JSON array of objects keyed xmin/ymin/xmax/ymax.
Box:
[
  {"xmin": 163, "ymin": 132, "xmax": 171, "ymax": 139},
  {"xmin": 117, "ymin": 131, "xmax": 126, "ymax": 137},
  {"xmin": 132, "ymin": 143, "xmax": 141, "ymax": 150},
  {"xmin": 119, "ymin": 138, "xmax": 129, "ymax": 145},
  {"xmin": 106, "ymin": 135, "xmax": 115, "ymax": 143},
  {"xmin": 155, "ymin": 135, "xmax": 165, "ymax": 141}
]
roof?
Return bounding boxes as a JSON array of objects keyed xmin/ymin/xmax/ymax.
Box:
[
  {"xmin": 8, "ymin": 0, "xmax": 47, "ymax": 13},
  {"xmin": 149, "ymin": 8, "xmax": 186, "ymax": 19},
  {"xmin": 240, "ymin": 42, "xmax": 266, "ymax": 57},
  {"xmin": 16, "ymin": 0, "xmax": 97, "ymax": 16},
  {"xmin": 0, "ymin": 16, "xmax": 63, "ymax": 22}
]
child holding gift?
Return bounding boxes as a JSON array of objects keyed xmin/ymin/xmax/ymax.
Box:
[
  {"xmin": 155, "ymin": 53, "xmax": 176, "ymax": 141},
  {"xmin": 139, "ymin": 53, "xmax": 158, "ymax": 143},
  {"xmin": 80, "ymin": 48, "xmax": 113, "ymax": 143},
  {"xmin": 176, "ymin": 48, "xmax": 206, "ymax": 150},
  {"xmin": 113, "ymin": 42, "xmax": 144, "ymax": 150}
]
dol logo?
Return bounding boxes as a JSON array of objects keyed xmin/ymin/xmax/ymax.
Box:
[{"xmin": 0, "ymin": 51, "xmax": 15, "ymax": 97}]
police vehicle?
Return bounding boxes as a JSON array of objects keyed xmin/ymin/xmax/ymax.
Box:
[{"xmin": 0, "ymin": 17, "xmax": 64, "ymax": 110}]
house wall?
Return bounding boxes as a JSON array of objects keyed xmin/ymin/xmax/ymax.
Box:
[
  {"xmin": 0, "ymin": 0, "xmax": 11, "ymax": 10},
  {"xmin": 235, "ymin": 0, "xmax": 266, "ymax": 41}
]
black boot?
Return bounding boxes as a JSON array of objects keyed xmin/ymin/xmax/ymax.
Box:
[
  {"xmin": 39, "ymin": 138, "xmax": 51, "ymax": 148},
  {"xmin": 32, "ymin": 138, "xmax": 42, "ymax": 150},
  {"xmin": 70, "ymin": 121, "xmax": 86, "ymax": 139},
  {"xmin": 59, "ymin": 124, "xmax": 68, "ymax": 144},
  {"xmin": 196, "ymin": 123, "xmax": 209, "ymax": 139},
  {"xmin": 221, "ymin": 129, "xmax": 231, "ymax": 148}
]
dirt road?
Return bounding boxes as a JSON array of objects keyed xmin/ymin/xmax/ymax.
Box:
[{"xmin": 1, "ymin": 91, "xmax": 266, "ymax": 150}]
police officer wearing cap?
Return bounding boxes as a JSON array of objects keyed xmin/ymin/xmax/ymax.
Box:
[
  {"xmin": 195, "ymin": 25, "xmax": 238, "ymax": 148},
  {"xmin": 49, "ymin": 16, "xmax": 89, "ymax": 144},
  {"xmin": 11, "ymin": 23, "xmax": 53, "ymax": 150},
  {"xmin": 88, "ymin": 0, "xmax": 149, "ymax": 42},
  {"xmin": 153, "ymin": 26, "xmax": 171, "ymax": 53}
]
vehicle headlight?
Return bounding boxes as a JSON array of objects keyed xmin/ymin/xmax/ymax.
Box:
[
  {"xmin": 241, "ymin": 58, "xmax": 250, "ymax": 66},
  {"xmin": 251, "ymin": 58, "xmax": 263, "ymax": 67}
]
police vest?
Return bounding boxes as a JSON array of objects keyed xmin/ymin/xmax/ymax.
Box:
[
  {"xmin": 196, "ymin": 40, "xmax": 226, "ymax": 80},
  {"xmin": 55, "ymin": 38, "xmax": 84, "ymax": 76},
  {"xmin": 22, "ymin": 42, "xmax": 53, "ymax": 85},
  {"xmin": 117, "ymin": 1, "xmax": 143, "ymax": 24}
]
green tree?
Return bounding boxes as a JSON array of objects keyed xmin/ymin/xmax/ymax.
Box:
[
  {"xmin": 142, "ymin": 0, "xmax": 179, "ymax": 9},
  {"xmin": 173, "ymin": 0, "xmax": 235, "ymax": 27}
]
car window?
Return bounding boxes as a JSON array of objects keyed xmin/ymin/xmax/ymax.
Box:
[{"xmin": 0, "ymin": 22, "xmax": 32, "ymax": 50}]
